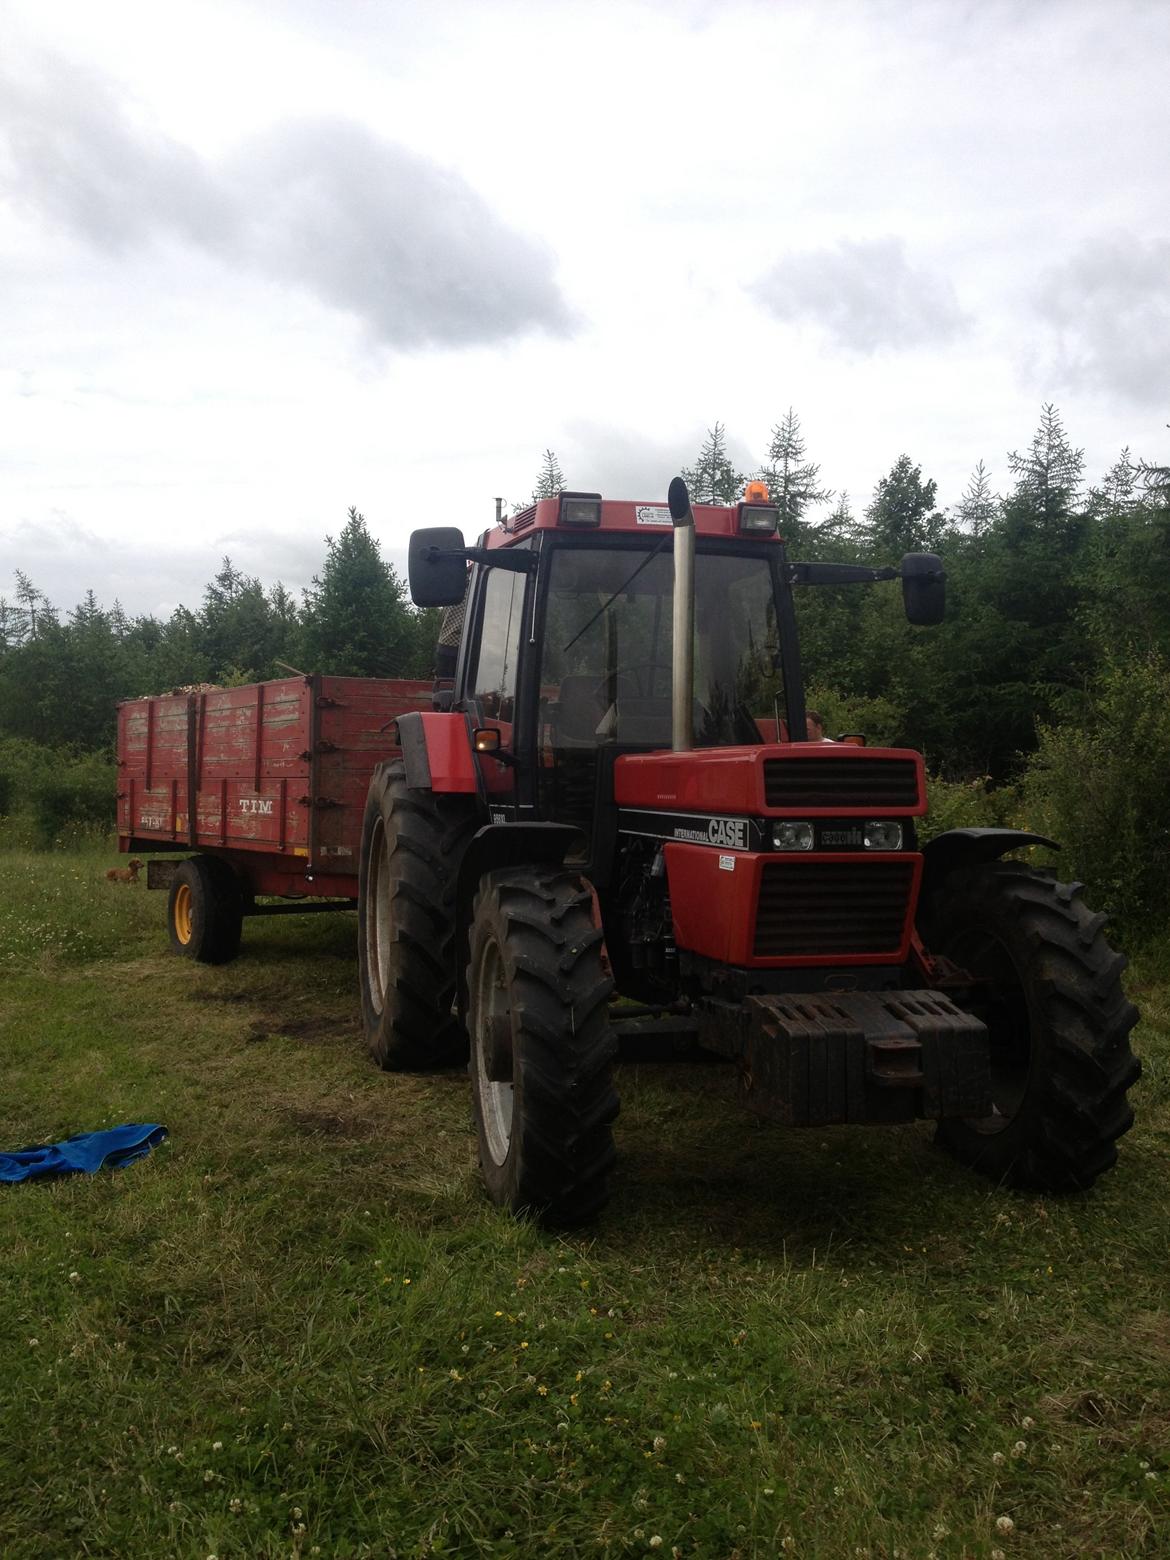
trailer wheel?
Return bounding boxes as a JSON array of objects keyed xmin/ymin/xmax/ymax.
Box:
[
  {"xmin": 467, "ymin": 867, "xmax": 618, "ymax": 1226},
  {"xmin": 923, "ymin": 860, "xmax": 1140, "ymax": 1191},
  {"xmin": 167, "ymin": 856, "xmax": 244, "ymax": 965},
  {"xmin": 358, "ymin": 760, "xmax": 476, "ymax": 1071}
]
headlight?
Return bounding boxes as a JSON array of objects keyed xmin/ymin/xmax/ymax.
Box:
[
  {"xmin": 773, "ymin": 821, "xmax": 814, "ymax": 851},
  {"xmin": 864, "ymin": 821, "xmax": 903, "ymax": 851}
]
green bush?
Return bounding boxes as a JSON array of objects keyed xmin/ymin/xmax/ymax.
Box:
[
  {"xmin": 0, "ymin": 737, "xmax": 116, "ymax": 848},
  {"xmin": 804, "ymin": 684, "xmax": 903, "ymax": 746},
  {"xmin": 1021, "ymin": 652, "xmax": 1170, "ymax": 937},
  {"xmin": 921, "ymin": 772, "xmax": 1020, "ymax": 843}
]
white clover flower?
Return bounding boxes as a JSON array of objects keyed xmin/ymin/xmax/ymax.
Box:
[
  {"xmin": 1021, "ymin": 1415, "xmax": 1035, "ymax": 1429},
  {"xmin": 212, "ymin": 1441, "xmax": 223, "ymax": 1452},
  {"xmin": 995, "ymin": 1515, "xmax": 1015, "ymax": 1534},
  {"xmin": 203, "ymin": 1469, "xmax": 215, "ymax": 1483},
  {"xmin": 653, "ymin": 1435, "xmax": 667, "ymax": 1452},
  {"xmin": 291, "ymin": 1506, "xmax": 303, "ymax": 1519},
  {"xmin": 27, "ymin": 1338, "xmax": 39, "ymax": 1348},
  {"xmin": 649, "ymin": 1540, "xmax": 663, "ymax": 1551},
  {"xmin": 992, "ymin": 1451, "xmax": 1005, "ymax": 1465},
  {"xmin": 1011, "ymin": 1440, "xmax": 1027, "ymax": 1457},
  {"xmin": 991, "ymin": 1550, "xmax": 1006, "ymax": 1560},
  {"xmin": 933, "ymin": 1523, "xmax": 949, "ymax": 1540},
  {"xmin": 68, "ymin": 1271, "xmax": 81, "ymax": 1284}
]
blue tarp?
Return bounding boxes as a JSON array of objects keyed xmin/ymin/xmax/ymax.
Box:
[{"xmin": 0, "ymin": 1124, "xmax": 168, "ymax": 1183}]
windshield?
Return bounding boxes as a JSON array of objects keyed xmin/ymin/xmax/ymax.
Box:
[{"xmin": 541, "ymin": 543, "xmax": 784, "ymax": 749}]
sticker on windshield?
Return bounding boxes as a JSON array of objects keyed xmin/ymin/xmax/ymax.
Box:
[{"xmin": 635, "ymin": 505, "xmax": 673, "ymax": 526}]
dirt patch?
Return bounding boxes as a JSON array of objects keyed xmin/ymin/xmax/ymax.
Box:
[
  {"xmin": 284, "ymin": 1107, "xmax": 379, "ymax": 1139},
  {"xmin": 246, "ymin": 1014, "xmax": 351, "ymax": 1045}
]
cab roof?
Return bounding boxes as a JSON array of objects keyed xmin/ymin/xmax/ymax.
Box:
[{"xmin": 483, "ymin": 495, "xmax": 784, "ymax": 549}]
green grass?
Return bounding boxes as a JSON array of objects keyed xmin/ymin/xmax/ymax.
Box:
[{"xmin": 2, "ymin": 847, "xmax": 1169, "ymax": 1559}]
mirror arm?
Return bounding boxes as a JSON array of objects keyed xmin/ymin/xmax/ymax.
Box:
[
  {"xmin": 429, "ymin": 545, "xmax": 536, "ymax": 575},
  {"xmin": 789, "ymin": 562, "xmax": 899, "ymax": 586}
]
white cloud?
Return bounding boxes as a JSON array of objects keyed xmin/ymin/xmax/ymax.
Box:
[
  {"xmin": 1032, "ymin": 235, "xmax": 1170, "ymax": 409},
  {"xmin": 0, "ymin": 51, "xmax": 572, "ymax": 350},
  {"xmin": 750, "ymin": 239, "xmax": 969, "ymax": 355}
]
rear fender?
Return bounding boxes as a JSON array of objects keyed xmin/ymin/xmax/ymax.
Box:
[
  {"xmin": 920, "ymin": 827, "xmax": 1058, "ymax": 904},
  {"xmin": 454, "ymin": 823, "xmax": 587, "ymax": 1019}
]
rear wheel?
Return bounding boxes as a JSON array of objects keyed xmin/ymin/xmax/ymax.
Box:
[
  {"xmin": 468, "ymin": 867, "xmax": 618, "ymax": 1225},
  {"xmin": 357, "ymin": 760, "xmax": 476, "ymax": 1071},
  {"xmin": 924, "ymin": 861, "xmax": 1140, "ymax": 1190},
  {"xmin": 167, "ymin": 856, "xmax": 243, "ymax": 964}
]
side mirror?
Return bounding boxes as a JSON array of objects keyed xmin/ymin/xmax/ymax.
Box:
[
  {"xmin": 900, "ymin": 552, "xmax": 945, "ymax": 626},
  {"xmin": 408, "ymin": 527, "xmax": 467, "ymax": 607}
]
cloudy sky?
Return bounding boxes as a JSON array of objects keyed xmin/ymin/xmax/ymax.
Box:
[{"xmin": 2, "ymin": 0, "xmax": 1168, "ymax": 618}]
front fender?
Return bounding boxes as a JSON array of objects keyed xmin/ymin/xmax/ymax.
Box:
[{"xmin": 920, "ymin": 826, "xmax": 1059, "ymax": 902}]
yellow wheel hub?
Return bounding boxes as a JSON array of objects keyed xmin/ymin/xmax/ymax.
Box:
[{"xmin": 173, "ymin": 882, "xmax": 193, "ymax": 945}]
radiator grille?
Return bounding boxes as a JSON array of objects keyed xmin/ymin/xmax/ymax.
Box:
[
  {"xmin": 764, "ymin": 756, "xmax": 919, "ymax": 809},
  {"xmin": 753, "ymin": 858, "xmax": 915, "ymax": 957}
]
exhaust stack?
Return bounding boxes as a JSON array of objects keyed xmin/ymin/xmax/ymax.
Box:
[{"xmin": 667, "ymin": 476, "xmax": 695, "ymax": 753}]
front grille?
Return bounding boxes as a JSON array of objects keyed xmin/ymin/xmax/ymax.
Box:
[
  {"xmin": 753, "ymin": 859, "xmax": 915, "ymax": 957},
  {"xmin": 764, "ymin": 756, "xmax": 919, "ymax": 809}
]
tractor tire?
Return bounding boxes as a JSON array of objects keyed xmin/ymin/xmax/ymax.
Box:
[
  {"xmin": 357, "ymin": 760, "xmax": 477, "ymax": 1071},
  {"xmin": 923, "ymin": 860, "xmax": 1140, "ymax": 1191},
  {"xmin": 468, "ymin": 867, "xmax": 618, "ymax": 1226},
  {"xmin": 167, "ymin": 855, "xmax": 244, "ymax": 965}
]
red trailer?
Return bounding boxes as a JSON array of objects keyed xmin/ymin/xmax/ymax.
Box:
[{"xmin": 117, "ymin": 674, "xmax": 433, "ymax": 961}]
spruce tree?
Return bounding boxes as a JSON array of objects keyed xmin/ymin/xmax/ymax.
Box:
[
  {"xmin": 531, "ymin": 449, "xmax": 566, "ymax": 501},
  {"xmin": 682, "ymin": 422, "xmax": 745, "ymax": 505},
  {"xmin": 1006, "ymin": 403, "xmax": 1084, "ymax": 527},
  {"xmin": 301, "ymin": 508, "xmax": 412, "ymax": 677},
  {"xmin": 954, "ymin": 460, "xmax": 997, "ymax": 535},
  {"xmin": 757, "ymin": 408, "xmax": 831, "ymax": 538}
]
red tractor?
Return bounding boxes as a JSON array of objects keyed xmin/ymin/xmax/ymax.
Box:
[{"xmin": 357, "ymin": 478, "xmax": 1139, "ymax": 1224}]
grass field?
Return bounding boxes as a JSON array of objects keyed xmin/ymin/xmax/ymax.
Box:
[{"xmin": 2, "ymin": 846, "xmax": 1169, "ymax": 1560}]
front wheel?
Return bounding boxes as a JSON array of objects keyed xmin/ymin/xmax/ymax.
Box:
[
  {"xmin": 468, "ymin": 867, "xmax": 618, "ymax": 1226},
  {"xmin": 923, "ymin": 861, "xmax": 1140, "ymax": 1191}
]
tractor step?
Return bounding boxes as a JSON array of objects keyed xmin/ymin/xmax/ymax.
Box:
[{"xmin": 701, "ymin": 989, "xmax": 991, "ymax": 1127}]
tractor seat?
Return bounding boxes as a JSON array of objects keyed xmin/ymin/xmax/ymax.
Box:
[{"xmin": 554, "ymin": 676, "xmax": 606, "ymax": 745}]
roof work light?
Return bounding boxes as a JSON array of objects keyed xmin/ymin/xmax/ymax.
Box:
[{"xmin": 557, "ymin": 492, "xmax": 603, "ymax": 527}]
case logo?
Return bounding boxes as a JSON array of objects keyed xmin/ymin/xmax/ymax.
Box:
[{"xmin": 707, "ymin": 816, "xmax": 748, "ymax": 850}]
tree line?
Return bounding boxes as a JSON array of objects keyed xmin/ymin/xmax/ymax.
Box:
[
  {"xmin": 0, "ymin": 509, "xmax": 438, "ymax": 752},
  {"xmin": 4, "ymin": 417, "xmax": 1170, "ymax": 938}
]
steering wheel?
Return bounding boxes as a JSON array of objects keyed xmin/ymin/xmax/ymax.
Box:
[{"xmin": 591, "ymin": 661, "xmax": 673, "ymax": 701}]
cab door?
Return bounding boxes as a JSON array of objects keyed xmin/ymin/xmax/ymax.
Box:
[{"xmin": 461, "ymin": 560, "xmax": 528, "ymax": 816}]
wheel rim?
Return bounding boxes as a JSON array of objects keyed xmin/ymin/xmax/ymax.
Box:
[
  {"xmin": 948, "ymin": 926, "xmax": 1031, "ymax": 1134},
  {"xmin": 474, "ymin": 936, "xmax": 513, "ymax": 1167},
  {"xmin": 365, "ymin": 817, "xmax": 391, "ymax": 1015},
  {"xmin": 173, "ymin": 883, "xmax": 193, "ymax": 945}
]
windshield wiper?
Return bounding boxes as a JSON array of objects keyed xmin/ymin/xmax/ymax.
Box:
[{"xmin": 562, "ymin": 535, "xmax": 671, "ymax": 653}]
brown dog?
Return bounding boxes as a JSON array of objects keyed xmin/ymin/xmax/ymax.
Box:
[{"xmin": 106, "ymin": 859, "xmax": 144, "ymax": 884}]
